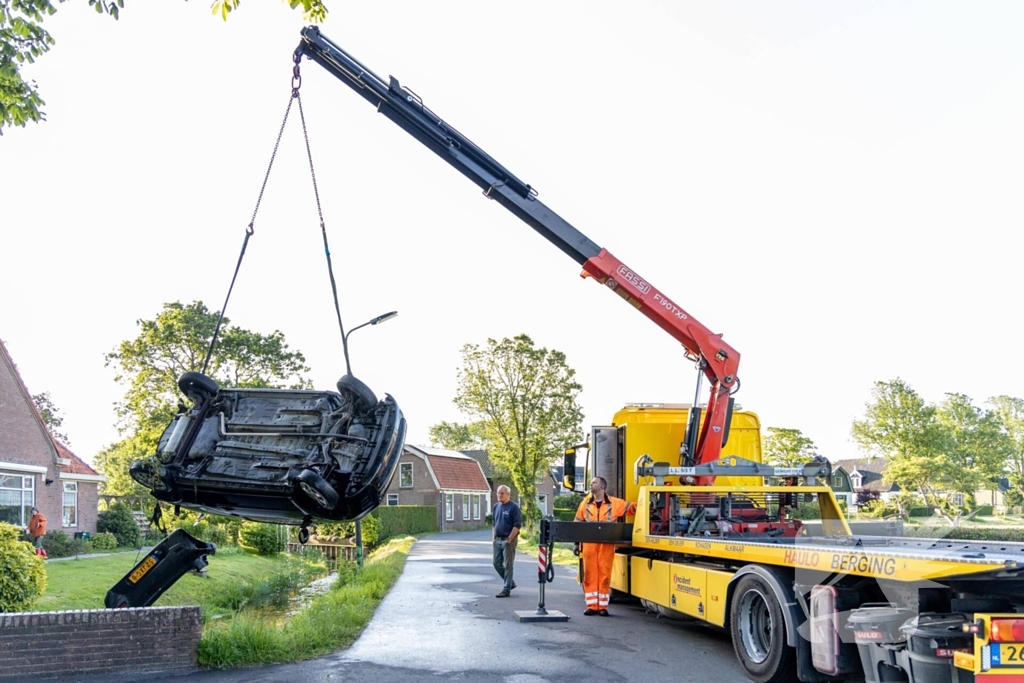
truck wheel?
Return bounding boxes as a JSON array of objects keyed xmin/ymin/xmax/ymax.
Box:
[
  {"xmin": 295, "ymin": 469, "xmax": 340, "ymax": 511},
  {"xmin": 336, "ymin": 374, "xmax": 377, "ymax": 413},
  {"xmin": 729, "ymin": 574, "xmax": 796, "ymax": 683}
]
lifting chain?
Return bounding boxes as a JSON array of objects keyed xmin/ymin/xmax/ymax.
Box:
[{"xmin": 202, "ymin": 54, "xmax": 348, "ymax": 375}]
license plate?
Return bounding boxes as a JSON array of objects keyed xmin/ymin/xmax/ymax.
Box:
[
  {"xmin": 991, "ymin": 643, "xmax": 1024, "ymax": 666},
  {"xmin": 127, "ymin": 555, "xmax": 158, "ymax": 584}
]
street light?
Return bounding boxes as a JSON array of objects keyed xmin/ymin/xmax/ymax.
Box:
[
  {"xmin": 342, "ymin": 310, "xmax": 398, "ymax": 376},
  {"xmin": 342, "ymin": 310, "xmax": 398, "ymax": 566}
]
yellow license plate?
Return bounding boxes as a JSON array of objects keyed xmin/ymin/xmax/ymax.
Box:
[
  {"xmin": 127, "ymin": 555, "xmax": 157, "ymax": 584},
  {"xmin": 994, "ymin": 644, "xmax": 1024, "ymax": 666}
]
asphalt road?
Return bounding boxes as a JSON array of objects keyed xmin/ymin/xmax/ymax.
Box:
[{"xmin": 62, "ymin": 529, "xmax": 751, "ymax": 683}]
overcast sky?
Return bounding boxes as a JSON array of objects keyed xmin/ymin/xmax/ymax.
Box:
[{"xmin": 2, "ymin": 1, "xmax": 1022, "ymax": 467}]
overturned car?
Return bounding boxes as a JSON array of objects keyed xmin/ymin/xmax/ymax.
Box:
[{"xmin": 130, "ymin": 371, "xmax": 406, "ymax": 542}]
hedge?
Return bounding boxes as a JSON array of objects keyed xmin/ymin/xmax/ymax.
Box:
[
  {"xmin": 553, "ymin": 507, "xmax": 576, "ymax": 522},
  {"xmin": 373, "ymin": 505, "xmax": 438, "ymax": 540},
  {"xmin": 904, "ymin": 526, "xmax": 1024, "ymax": 542}
]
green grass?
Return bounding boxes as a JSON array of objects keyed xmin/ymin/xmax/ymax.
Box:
[
  {"xmin": 516, "ymin": 533, "xmax": 579, "ymax": 568},
  {"xmin": 37, "ymin": 545, "xmax": 326, "ymax": 618},
  {"xmin": 197, "ymin": 536, "xmax": 415, "ymax": 667}
]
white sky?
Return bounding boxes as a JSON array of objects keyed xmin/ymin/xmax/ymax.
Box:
[{"xmin": 2, "ymin": 1, "xmax": 1022, "ymax": 467}]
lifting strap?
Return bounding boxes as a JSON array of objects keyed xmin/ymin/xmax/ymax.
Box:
[{"xmin": 201, "ymin": 55, "xmax": 348, "ymax": 375}]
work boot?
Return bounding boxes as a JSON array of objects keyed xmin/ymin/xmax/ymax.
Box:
[
  {"xmin": 584, "ymin": 608, "xmax": 598, "ymax": 616},
  {"xmin": 495, "ymin": 590, "xmax": 510, "ymax": 598},
  {"xmin": 598, "ymin": 609, "xmax": 610, "ymax": 617}
]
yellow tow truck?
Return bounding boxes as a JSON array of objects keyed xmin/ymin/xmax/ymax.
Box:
[
  {"xmin": 288, "ymin": 27, "xmax": 1024, "ymax": 683},
  {"xmin": 551, "ymin": 404, "xmax": 1024, "ymax": 683}
]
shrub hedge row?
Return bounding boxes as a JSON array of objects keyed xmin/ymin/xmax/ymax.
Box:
[
  {"xmin": 373, "ymin": 506, "xmax": 437, "ymax": 540},
  {"xmin": 904, "ymin": 526, "xmax": 1024, "ymax": 542}
]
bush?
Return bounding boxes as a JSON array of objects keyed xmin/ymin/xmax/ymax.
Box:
[
  {"xmin": 97, "ymin": 502, "xmax": 141, "ymax": 547},
  {"xmin": 90, "ymin": 531, "xmax": 118, "ymax": 550},
  {"xmin": 372, "ymin": 506, "xmax": 438, "ymax": 540},
  {"xmin": 554, "ymin": 492, "xmax": 584, "ymax": 511},
  {"xmin": 0, "ymin": 522, "xmax": 46, "ymax": 611},
  {"xmin": 905, "ymin": 526, "xmax": 1024, "ymax": 542},
  {"xmin": 1005, "ymin": 488, "xmax": 1024, "ymax": 507},
  {"xmin": 41, "ymin": 529, "xmax": 87, "ymax": 558},
  {"xmin": 238, "ymin": 522, "xmax": 286, "ymax": 556},
  {"xmin": 975, "ymin": 505, "xmax": 994, "ymax": 517},
  {"xmin": 553, "ymin": 507, "xmax": 576, "ymax": 521}
]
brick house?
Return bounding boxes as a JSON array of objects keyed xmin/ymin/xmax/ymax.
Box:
[
  {"xmin": 461, "ymin": 449, "xmax": 557, "ymax": 518},
  {"xmin": 383, "ymin": 445, "xmax": 491, "ymax": 531},
  {"xmin": 0, "ymin": 338, "xmax": 104, "ymax": 535}
]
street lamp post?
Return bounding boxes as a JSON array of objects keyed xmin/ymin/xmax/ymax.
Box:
[{"xmin": 342, "ymin": 310, "xmax": 398, "ymax": 567}]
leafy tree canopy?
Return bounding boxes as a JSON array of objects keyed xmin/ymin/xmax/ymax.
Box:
[
  {"xmin": 31, "ymin": 390, "xmax": 69, "ymax": 445},
  {"xmin": 761, "ymin": 427, "xmax": 818, "ymax": 469},
  {"xmin": 990, "ymin": 396, "xmax": 1024, "ymax": 493},
  {"xmin": 429, "ymin": 420, "xmax": 486, "ymax": 452},
  {"xmin": 436, "ymin": 334, "xmax": 584, "ymax": 526},
  {"xmin": 0, "ymin": 0, "xmax": 328, "ymax": 134}
]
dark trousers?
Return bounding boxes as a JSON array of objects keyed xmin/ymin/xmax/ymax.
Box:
[{"xmin": 492, "ymin": 537, "xmax": 517, "ymax": 591}]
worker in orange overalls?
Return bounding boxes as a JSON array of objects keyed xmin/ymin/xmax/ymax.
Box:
[{"xmin": 574, "ymin": 476, "xmax": 636, "ymax": 616}]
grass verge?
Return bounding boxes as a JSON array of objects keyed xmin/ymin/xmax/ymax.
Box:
[
  {"xmin": 515, "ymin": 532, "xmax": 578, "ymax": 569},
  {"xmin": 197, "ymin": 536, "xmax": 415, "ymax": 667},
  {"xmin": 37, "ymin": 545, "xmax": 326, "ymax": 617}
]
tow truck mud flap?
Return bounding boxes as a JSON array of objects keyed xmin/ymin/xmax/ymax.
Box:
[{"xmin": 105, "ymin": 529, "xmax": 216, "ymax": 609}]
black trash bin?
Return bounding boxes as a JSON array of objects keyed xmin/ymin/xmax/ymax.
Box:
[
  {"xmin": 847, "ymin": 604, "xmax": 917, "ymax": 683},
  {"xmin": 898, "ymin": 613, "xmax": 973, "ymax": 683}
]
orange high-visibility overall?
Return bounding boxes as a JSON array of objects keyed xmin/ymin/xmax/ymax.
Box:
[{"xmin": 574, "ymin": 495, "xmax": 636, "ymax": 611}]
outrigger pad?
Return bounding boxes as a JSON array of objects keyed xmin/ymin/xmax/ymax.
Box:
[
  {"xmin": 105, "ymin": 529, "xmax": 216, "ymax": 609},
  {"xmin": 128, "ymin": 372, "xmax": 407, "ymax": 527}
]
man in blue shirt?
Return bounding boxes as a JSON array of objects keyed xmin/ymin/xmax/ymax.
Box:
[{"xmin": 492, "ymin": 485, "xmax": 522, "ymax": 598}]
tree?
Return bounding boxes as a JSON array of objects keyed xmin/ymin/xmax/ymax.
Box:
[
  {"xmin": 989, "ymin": 396, "xmax": 1024, "ymax": 495},
  {"xmin": 935, "ymin": 393, "xmax": 1010, "ymax": 500},
  {"xmin": 445, "ymin": 334, "xmax": 584, "ymax": 528},
  {"xmin": 96, "ymin": 300, "xmax": 310, "ymax": 495},
  {"xmin": 850, "ymin": 379, "xmax": 956, "ymax": 519},
  {"xmin": 761, "ymin": 427, "xmax": 818, "ymax": 468},
  {"xmin": 0, "ymin": 0, "xmax": 328, "ymax": 135},
  {"xmin": 31, "ymin": 390, "xmax": 69, "ymax": 445},
  {"xmin": 429, "ymin": 421, "xmax": 486, "ymax": 452}
]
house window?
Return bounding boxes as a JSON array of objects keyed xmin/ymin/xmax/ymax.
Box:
[
  {"xmin": 472, "ymin": 494, "xmax": 481, "ymax": 520},
  {"xmin": 400, "ymin": 462, "xmax": 413, "ymax": 488},
  {"xmin": 851, "ymin": 473, "xmax": 863, "ymax": 489},
  {"xmin": 445, "ymin": 493, "xmax": 454, "ymax": 521},
  {"xmin": 63, "ymin": 481, "xmax": 78, "ymax": 527},
  {"xmin": 0, "ymin": 473, "xmax": 34, "ymax": 527},
  {"xmin": 537, "ymin": 493, "xmax": 548, "ymax": 515},
  {"xmin": 952, "ymin": 492, "xmax": 965, "ymax": 506},
  {"xmin": 386, "ymin": 493, "xmax": 399, "ymax": 506},
  {"xmin": 463, "ymin": 494, "xmax": 470, "ymax": 520},
  {"xmin": 832, "ymin": 474, "xmax": 843, "ymax": 488}
]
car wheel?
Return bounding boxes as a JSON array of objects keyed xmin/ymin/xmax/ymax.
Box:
[
  {"xmin": 178, "ymin": 372, "xmax": 220, "ymax": 400},
  {"xmin": 295, "ymin": 469, "xmax": 340, "ymax": 511},
  {"xmin": 336, "ymin": 374, "xmax": 377, "ymax": 413},
  {"xmin": 729, "ymin": 574, "xmax": 796, "ymax": 683}
]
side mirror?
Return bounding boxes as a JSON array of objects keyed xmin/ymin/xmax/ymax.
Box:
[{"xmin": 563, "ymin": 450, "xmax": 576, "ymax": 491}]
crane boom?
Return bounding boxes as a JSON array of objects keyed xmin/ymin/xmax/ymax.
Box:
[{"xmin": 294, "ymin": 26, "xmax": 740, "ymax": 465}]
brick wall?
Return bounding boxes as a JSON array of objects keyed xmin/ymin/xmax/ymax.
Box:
[{"xmin": 0, "ymin": 606, "xmax": 201, "ymax": 680}]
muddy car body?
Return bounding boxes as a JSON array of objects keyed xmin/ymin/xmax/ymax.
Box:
[{"xmin": 130, "ymin": 372, "xmax": 406, "ymax": 532}]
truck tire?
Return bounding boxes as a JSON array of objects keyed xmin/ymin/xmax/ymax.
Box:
[
  {"xmin": 336, "ymin": 374, "xmax": 377, "ymax": 413},
  {"xmin": 295, "ymin": 469, "xmax": 340, "ymax": 511},
  {"xmin": 729, "ymin": 574, "xmax": 796, "ymax": 683}
]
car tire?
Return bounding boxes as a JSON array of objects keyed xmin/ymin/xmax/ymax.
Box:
[
  {"xmin": 178, "ymin": 372, "xmax": 220, "ymax": 400},
  {"xmin": 336, "ymin": 374, "xmax": 377, "ymax": 413},
  {"xmin": 295, "ymin": 469, "xmax": 340, "ymax": 511}
]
